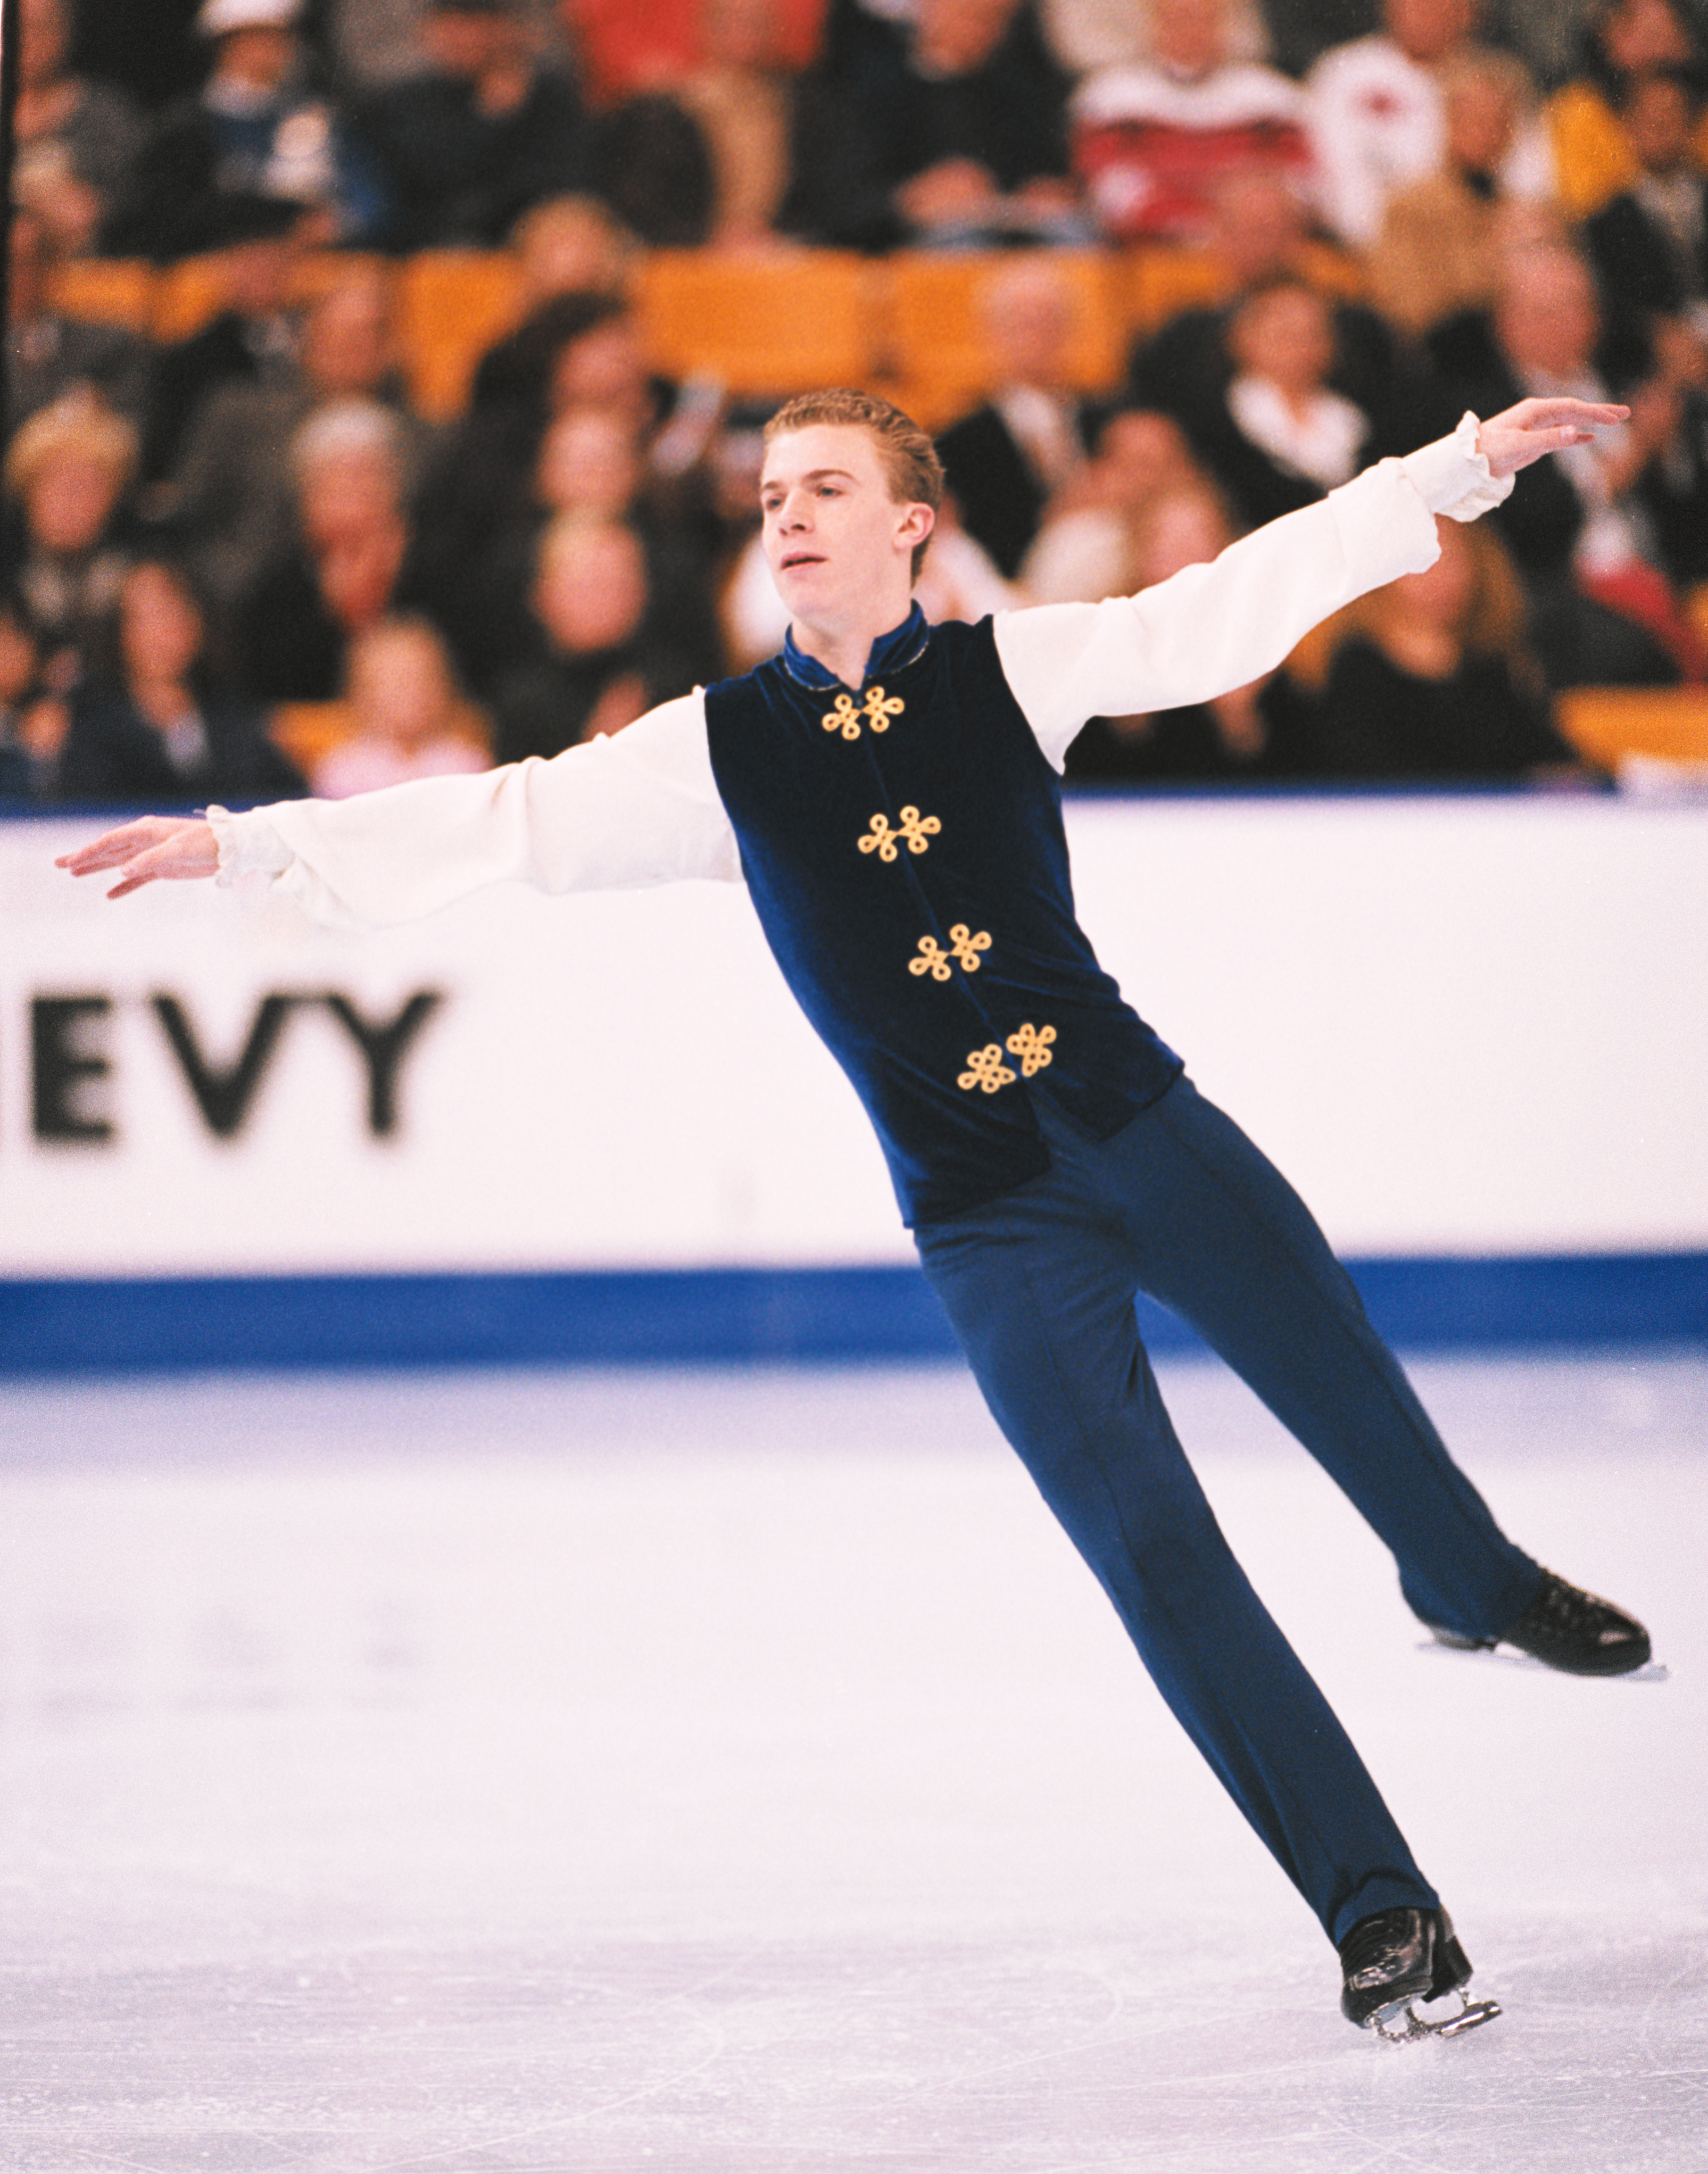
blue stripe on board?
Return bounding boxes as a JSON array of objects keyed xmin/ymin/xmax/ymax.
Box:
[{"xmin": 2, "ymin": 1256, "xmax": 1705, "ymax": 1375}]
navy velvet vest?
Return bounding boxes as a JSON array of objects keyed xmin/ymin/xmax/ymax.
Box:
[{"xmin": 703, "ymin": 609, "xmax": 1183, "ymax": 1225}]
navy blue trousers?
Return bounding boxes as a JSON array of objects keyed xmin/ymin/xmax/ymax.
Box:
[{"xmin": 913, "ymin": 1075, "xmax": 1541, "ymax": 1945}]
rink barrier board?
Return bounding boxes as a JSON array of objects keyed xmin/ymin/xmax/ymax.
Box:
[{"xmin": 2, "ymin": 1254, "xmax": 1705, "ymax": 1376}]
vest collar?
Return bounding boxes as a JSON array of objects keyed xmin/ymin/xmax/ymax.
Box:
[{"xmin": 781, "ymin": 603, "xmax": 930, "ymax": 691}]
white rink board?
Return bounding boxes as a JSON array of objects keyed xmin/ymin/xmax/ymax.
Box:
[{"xmin": 2, "ymin": 794, "xmax": 1705, "ymax": 1277}]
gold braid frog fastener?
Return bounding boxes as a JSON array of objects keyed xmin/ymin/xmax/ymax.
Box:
[
  {"xmin": 858, "ymin": 806, "xmax": 941, "ymax": 861},
  {"xmin": 822, "ymin": 686, "xmax": 906, "ymax": 740}
]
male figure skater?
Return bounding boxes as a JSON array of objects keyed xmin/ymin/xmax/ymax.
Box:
[{"xmin": 63, "ymin": 387, "xmax": 1652, "ymax": 2040}]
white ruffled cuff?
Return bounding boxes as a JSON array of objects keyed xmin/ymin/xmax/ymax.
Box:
[
  {"xmin": 207, "ymin": 803, "xmax": 295, "ymax": 885},
  {"xmin": 1399, "ymin": 411, "xmax": 1514, "ymax": 523}
]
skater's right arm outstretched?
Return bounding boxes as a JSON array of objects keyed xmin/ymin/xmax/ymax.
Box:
[
  {"xmin": 59, "ymin": 815, "xmax": 223, "ymax": 899},
  {"xmin": 58, "ymin": 690, "xmax": 742, "ymax": 925}
]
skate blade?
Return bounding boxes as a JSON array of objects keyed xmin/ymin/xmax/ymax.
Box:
[
  {"xmin": 1416, "ymin": 1640, "xmax": 1670, "ymax": 1683},
  {"xmin": 1374, "ymin": 1991, "xmax": 1503, "ymax": 2044}
]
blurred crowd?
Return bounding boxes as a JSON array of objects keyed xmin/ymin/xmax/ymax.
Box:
[{"xmin": 5, "ymin": 0, "xmax": 1708, "ymax": 803}]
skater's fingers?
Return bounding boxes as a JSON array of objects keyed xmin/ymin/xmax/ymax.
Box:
[
  {"xmin": 59, "ymin": 817, "xmax": 219, "ymax": 895},
  {"xmin": 1476, "ymin": 399, "xmax": 1631, "ymax": 479},
  {"xmin": 1509, "ymin": 397, "xmax": 1628, "ymax": 432},
  {"xmin": 57, "ymin": 818, "xmax": 179, "ymax": 875},
  {"xmin": 104, "ymin": 843, "xmax": 193, "ymax": 897}
]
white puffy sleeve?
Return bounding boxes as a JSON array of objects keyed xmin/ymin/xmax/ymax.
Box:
[
  {"xmin": 996, "ymin": 418, "xmax": 1513, "ymax": 770},
  {"xmin": 209, "ymin": 692, "xmax": 741, "ymax": 930}
]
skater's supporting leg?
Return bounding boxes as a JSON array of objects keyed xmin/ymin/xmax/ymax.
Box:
[
  {"xmin": 916, "ymin": 1180, "xmax": 1438, "ymax": 1945},
  {"xmin": 1098, "ymin": 1078, "xmax": 1543, "ymax": 1641}
]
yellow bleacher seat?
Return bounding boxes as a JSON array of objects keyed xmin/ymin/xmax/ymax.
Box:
[
  {"xmin": 1554, "ymin": 686, "xmax": 1708, "ymax": 769},
  {"xmin": 150, "ymin": 254, "xmax": 235, "ymax": 342},
  {"xmin": 634, "ymin": 248, "xmax": 876, "ymax": 398},
  {"xmin": 1118, "ymin": 246, "xmax": 1227, "ymax": 342},
  {"xmin": 46, "ymin": 258, "xmax": 156, "ymax": 333},
  {"xmin": 151, "ymin": 250, "xmax": 397, "ymax": 346},
  {"xmin": 1116, "ymin": 238, "xmax": 1366, "ymax": 347},
  {"xmin": 880, "ymin": 251, "xmax": 1125, "ymax": 428},
  {"xmin": 395, "ymin": 249, "xmax": 525, "ymax": 421},
  {"xmin": 270, "ymin": 701, "xmax": 358, "ymax": 775}
]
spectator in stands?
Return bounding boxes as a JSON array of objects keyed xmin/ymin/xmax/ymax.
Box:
[
  {"xmin": 935, "ymin": 256, "xmax": 1097, "ymax": 580},
  {"xmin": 528, "ymin": 404, "xmax": 647, "ymax": 524},
  {"xmin": 663, "ymin": 0, "xmax": 817, "ymax": 247},
  {"xmin": 11, "ymin": 0, "xmax": 148, "ymax": 258},
  {"xmin": 3, "ymin": 396, "xmax": 139, "ymax": 699},
  {"xmin": 467, "ymin": 229, "xmax": 640, "ymax": 420},
  {"xmin": 1280, "ymin": 518, "xmax": 1574, "ymax": 778},
  {"xmin": 447, "ymin": 400, "xmax": 719, "ymax": 692},
  {"xmin": 584, "ymin": 92, "xmax": 718, "ymax": 248},
  {"xmin": 542, "ymin": 297, "xmax": 665, "ymax": 436},
  {"xmin": 235, "ymin": 400, "xmax": 421, "ymax": 700},
  {"xmin": 1177, "ymin": 275, "xmax": 1375, "ymax": 528},
  {"xmin": 165, "ymin": 267, "xmax": 431, "ymax": 610},
  {"xmin": 361, "ymin": 0, "xmax": 592, "ymax": 248},
  {"xmin": 509, "ymin": 194, "xmax": 637, "ymax": 311},
  {"xmin": 1371, "ymin": 49, "xmax": 1545, "ymax": 341},
  {"xmin": 55, "ymin": 557, "xmax": 305, "ymax": 804},
  {"xmin": 1307, "ymin": 0, "xmax": 1554, "ymax": 251},
  {"xmin": 0, "ymin": 590, "xmax": 64, "ymax": 799},
  {"xmin": 1060, "ymin": 482, "xmax": 1310, "ymax": 778},
  {"xmin": 1069, "ymin": 0, "xmax": 1314, "ymax": 246},
  {"xmin": 1437, "ymin": 243, "xmax": 1704, "ymax": 683},
  {"xmin": 1546, "ymin": 0, "xmax": 1708, "ymax": 219},
  {"xmin": 1126, "ymin": 167, "xmax": 1405, "ymax": 455},
  {"xmin": 1019, "ymin": 403, "xmax": 1201, "ymax": 602},
  {"xmin": 139, "ymin": 189, "xmax": 305, "ymax": 487},
  {"xmin": 490, "ymin": 513, "xmax": 707, "ymax": 761},
  {"xmin": 311, "ymin": 615, "xmax": 489, "ymax": 797},
  {"xmin": 784, "ymin": 0, "xmax": 1084, "ymax": 250},
  {"xmin": 1636, "ymin": 334, "xmax": 1708, "ymax": 587},
  {"xmin": 1584, "ymin": 67, "xmax": 1708, "ymax": 342},
  {"xmin": 5, "ymin": 207, "xmax": 154, "ymax": 436},
  {"xmin": 410, "ymin": 293, "xmax": 661, "ymax": 675},
  {"xmin": 114, "ymin": 0, "xmax": 391, "ymax": 259}
]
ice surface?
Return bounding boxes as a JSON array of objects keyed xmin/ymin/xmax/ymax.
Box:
[{"xmin": 0, "ymin": 1356, "xmax": 1703, "ymax": 2172}]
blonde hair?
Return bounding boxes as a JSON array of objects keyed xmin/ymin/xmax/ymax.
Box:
[
  {"xmin": 511, "ymin": 194, "xmax": 637, "ymax": 297},
  {"xmin": 1285, "ymin": 521, "xmax": 1538, "ymax": 692},
  {"xmin": 764, "ymin": 388, "xmax": 943, "ymax": 579},
  {"xmin": 4, "ymin": 395, "xmax": 139, "ymax": 500}
]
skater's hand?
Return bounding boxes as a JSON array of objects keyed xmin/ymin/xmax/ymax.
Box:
[
  {"xmin": 1475, "ymin": 397, "xmax": 1630, "ymax": 479},
  {"xmin": 57, "ymin": 815, "xmax": 220, "ymax": 900}
]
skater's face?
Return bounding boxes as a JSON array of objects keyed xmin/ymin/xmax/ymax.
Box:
[{"xmin": 759, "ymin": 425, "xmax": 933, "ymax": 629}]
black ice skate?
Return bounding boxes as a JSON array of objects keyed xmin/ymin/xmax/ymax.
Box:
[
  {"xmin": 1420, "ymin": 1568, "xmax": 1652, "ymax": 1677},
  {"xmin": 1338, "ymin": 1907, "xmax": 1500, "ymax": 2042}
]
